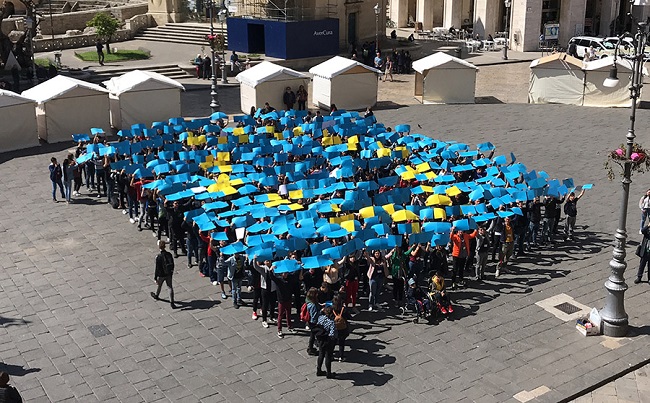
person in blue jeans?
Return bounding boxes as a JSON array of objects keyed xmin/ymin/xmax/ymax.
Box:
[
  {"xmin": 364, "ymin": 249, "xmax": 390, "ymax": 311},
  {"xmin": 48, "ymin": 157, "xmax": 65, "ymax": 202},
  {"xmin": 228, "ymin": 254, "xmax": 245, "ymax": 308}
]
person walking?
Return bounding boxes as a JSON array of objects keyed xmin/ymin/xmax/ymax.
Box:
[
  {"xmin": 62, "ymin": 155, "xmax": 74, "ymax": 203},
  {"xmin": 96, "ymin": 39, "xmax": 105, "ymax": 65},
  {"xmin": 0, "ymin": 371, "xmax": 22, "ymax": 402},
  {"xmin": 48, "ymin": 157, "xmax": 65, "ymax": 203},
  {"xmin": 304, "ymin": 287, "xmax": 320, "ymax": 356},
  {"xmin": 635, "ymin": 224, "xmax": 650, "ymax": 284},
  {"xmin": 151, "ymin": 240, "xmax": 176, "ymax": 309},
  {"xmin": 202, "ymin": 55, "xmax": 211, "ymax": 79},
  {"xmin": 497, "ymin": 217, "xmax": 515, "ymax": 277}
]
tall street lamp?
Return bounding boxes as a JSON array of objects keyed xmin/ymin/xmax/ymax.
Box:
[
  {"xmin": 374, "ymin": 3, "xmax": 380, "ymax": 53},
  {"xmin": 218, "ymin": 8, "xmax": 228, "ymax": 84},
  {"xmin": 599, "ymin": 0, "xmax": 649, "ymax": 337},
  {"xmin": 208, "ymin": 0, "xmax": 220, "ymax": 112},
  {"xmin": 502, "ymin": 0, "xmax": 511, "ymax": 60}
]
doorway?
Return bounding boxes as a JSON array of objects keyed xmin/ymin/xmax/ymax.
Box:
[
  {"xmin": 348, "ymin": 12, "xmax": 357, "ymax": 48},
  {"xmin": 247, "ymin": 23, "xmax": 265, "ymax": 53}
]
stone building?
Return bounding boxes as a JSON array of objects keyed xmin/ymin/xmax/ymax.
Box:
[{"xmin": 388, "ymin": 0, "xmax": 650, "ymax": 52}]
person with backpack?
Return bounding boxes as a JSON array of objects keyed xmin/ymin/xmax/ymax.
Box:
[
  {"xmin": 316, "ymin": 305, "xmax": 338, "ymax": 379},
  {"xmin": 332, "ymin": 295, "xmax": 350, "ymax": 362},
  {"xmin": 302, "ymin": 287, "xmax": 321, "ymax": 356},
  {"xmin": 151, "ymin": 240, "xmax": 176, "ymax": 309}
]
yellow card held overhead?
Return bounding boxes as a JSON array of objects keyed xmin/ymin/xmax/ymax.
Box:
[
  {"xmin": 434, "ymin": 208, "xmax": 447, "ymax": 219},
  {"xmin": 289, "ymin": 190, "xmax": 304, "ymax": 199},
  {"xmin": 445, "ymin": 186, "xmax": 461, "ymax": 197},
  {"xmin": 359, "ymin": 206, "xmax": 376, "ymax": 218}
]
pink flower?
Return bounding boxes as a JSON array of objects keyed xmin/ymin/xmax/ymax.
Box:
[
  {"xmin": 632, "ymin": 152, "xmax": 645, "ymax": 162},
  {"xmin": 615, "ymin": 148, "xmax": 624, "ymax": 156}
]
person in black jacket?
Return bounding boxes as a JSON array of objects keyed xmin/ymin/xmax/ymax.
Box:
[
  {"xmin": 151, "ymin": 240, "xmax": 176, "ymax": 309},
  {"xmin": 563, "ymin": 189, "xmax": 585, "ymax": 240},
  {"xmin": 166, "ymin": 199, "xmax": 192, "ymax": 257},
  {"xmin": 283, "ymin": 86, "xmax": 296, "ymax": 110}
]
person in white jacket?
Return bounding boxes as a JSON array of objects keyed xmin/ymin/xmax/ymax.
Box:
[{"xmin": 639, "ymin": 189, "xmax": 650, "ymax": 234}]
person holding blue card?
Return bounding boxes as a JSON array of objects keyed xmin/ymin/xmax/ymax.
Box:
[
  {"xmin": 563, "ymin": 188, "xmax": 585, "ymax": 240},
  {"xmin": 450, "ymin": 226, "xmax": 477, "ymax": 288}
]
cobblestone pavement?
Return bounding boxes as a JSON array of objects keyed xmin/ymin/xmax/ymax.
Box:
[
  {"xmin": 3, "ymin": 102, "xmax": 650, "ymax": 402},
  {"xmin": 572, "ymin": 367, "xmax": 650, "ymax": 403}
]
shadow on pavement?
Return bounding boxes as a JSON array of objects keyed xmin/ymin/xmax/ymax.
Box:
[
  {"xmin": 336, "ymin": 369, "xmax": 394, "ymax": 386},
  {"xmin": 0, "ymin": 363, "xmax": 41, "ymax": 377},
  {"xmin": 0, "ymin": 316, "xmax": 30, "ymax": 327},
  {"xmin": 475, "ymin": 96, "xmax": 504, "ymax": 104},
  {"xmin": 0, "ymin": 142, "xmax": 73, "ymax": 165},
  {"xmin": 374, "ymin": 100, "xmax": 409, "ymax": 111},
  {"xmin": 176, "ymin": 299, "xmax": 221, "ymax": 310},
  {"xmin": 627, "ymin": 325, "xmax": 650, "ymax": 337}
]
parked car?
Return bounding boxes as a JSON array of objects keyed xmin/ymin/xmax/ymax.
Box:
[{"xmin": 568, "ymin": 36, "xmax": 616, "ymax": 58}]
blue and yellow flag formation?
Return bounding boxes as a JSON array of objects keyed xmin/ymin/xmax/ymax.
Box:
[{"xmin": 75, "ymin": 109, "xmax": 592, "ymax": 267}]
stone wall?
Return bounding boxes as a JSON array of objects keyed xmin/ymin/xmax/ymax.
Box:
[
  {"xmin": 38, "ymin": 3, "xmax": 148, "ymax": 36},
  {"xmin": 34, "ymin": 14, "xmax": 152, "ymax": 52}
]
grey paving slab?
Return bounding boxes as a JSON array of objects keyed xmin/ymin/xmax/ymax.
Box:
[{"xmin": 5, "ymin": 102, "xmax": 650, "ymax": 403}]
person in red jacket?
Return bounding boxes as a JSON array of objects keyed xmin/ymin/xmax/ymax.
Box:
[{"xmin": 450, "ymin": 227, "xmax": 477, "ymax": 289}]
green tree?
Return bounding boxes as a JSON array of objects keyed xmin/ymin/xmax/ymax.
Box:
[{"xmin": 87, "ymin": 12, "xmax": 120, "ymax": 54}]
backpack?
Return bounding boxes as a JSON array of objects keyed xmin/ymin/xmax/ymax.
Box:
[
  {"xmin": 161, "ymin": 252, "xmax": 174, "ymax": 276},
  {"xmin": 300, "ymin": 302, "xmax": 310, "ymax": 323},
  {"xmin": 109, "ymin": 195, "xmax": 120, "ymax": 209},
  {"xmin": 334, "ymin": 307, "xmax": 347, "ymax": 330}
]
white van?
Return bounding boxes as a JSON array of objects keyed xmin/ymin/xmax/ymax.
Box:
[{"xmin": 568, "ymin": 36, "xmax": 616, "ymax": 58}]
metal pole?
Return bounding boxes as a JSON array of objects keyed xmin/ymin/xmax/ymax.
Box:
[
  {"xmin": 209, "ymin": 0, "xmax": 220, "ymax": 112},
  {"xmin": 502, "ymin": 0, "xmax": 510, "ymax": 60},
  {"xmin": 599, "ymin": 15, "xmax": 646, "ymax": 338},
  {"xmin": 221, "ymin": 14, "xmax": 228, "ymax": 84},
  {"xmin": 375, "ymin": 6, "xmax": 379, "ymax": 53},
  {"xmin": 49, "ymin": 0, "xmax": 54, "ymax": 40}
]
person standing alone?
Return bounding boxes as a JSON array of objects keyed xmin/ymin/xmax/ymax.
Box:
[
  {"xmin": 96, "ymin": 39, "xmax": 105, "ymax": 66},
  {"xmin": 151, "ymin": 240, "xmax": 176, "ymax": 309},
  {"xmin": 49, "ymin": 157, "xmax": 65, "ymax": 202}
]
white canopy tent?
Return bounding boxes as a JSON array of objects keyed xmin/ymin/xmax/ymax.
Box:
[
  {"xmin": 0, "ymin": 90, "xmax": 38, "ymax": 153},
  {"xmin": 309, "ymin": 56, "xmax": 381, "ymax": 110},
  {"xmin": 412, "ymin": 52, "xmax": 478, "ymax": 104},
  {"xmin": 236, "ymin": 62, "xmax": 310, "ymax": 114},
  {"xmin": 22, "ymin": 75, "xmax": 110, "ymax": 143},
  {"xmin": 103, "ymin": 70, "xmax": 185, "ymax": 130},
  {"xmin": 528, "ymin": 53, "xmax": 647, "ymax": 107},
  {"xmin": 583, "ymin": 57, "xmax": 646, "ymax": 107},
  {"xmin": 528, "ymin": 53, "xmax": 586, "ymax": 105}
]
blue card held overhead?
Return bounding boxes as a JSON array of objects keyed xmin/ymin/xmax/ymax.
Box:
[{"xmin": 582, "ymin": 183, "xmax": 594, "ymax": 190}]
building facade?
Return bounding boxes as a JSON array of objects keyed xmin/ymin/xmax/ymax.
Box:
[{"xmin": 389, "ymin": 0, "xmax": 650, "ymax": 51}]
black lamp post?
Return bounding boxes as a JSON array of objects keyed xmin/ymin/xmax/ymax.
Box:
[
  {"xmin": 502, "ymin": 0, "xmax": 511, "ymax": 60},
  {"xmin": 599, "ymin": 0, "xmax": 649, "ymax": 337},
  {"xmin": 218, "ymin": 8, "xmax": 228, "ymax": 84},
  {"xmin": 374, "ymin": 3, "xmax": 380, "ymax": 53}
]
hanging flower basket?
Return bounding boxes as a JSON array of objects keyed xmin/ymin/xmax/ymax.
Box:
[
  {"xmin": 205, "ymin": 34, "xmax": 225, "ymax": 51},
  {"xmin": 604, "ymin": 143, "xmax": 650, "ymax": 180}
]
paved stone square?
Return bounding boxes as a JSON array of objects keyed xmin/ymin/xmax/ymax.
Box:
[{"xmin": 3, "ymin": 101, "xmax": 650, "ymax": 402}]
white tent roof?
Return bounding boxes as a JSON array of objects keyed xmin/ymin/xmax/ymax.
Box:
[
  {"xmin": 412, "ymin": 52, "xmax": 478, "ymax": 73},
  {"xmin": 583, "ymin": 56, "xmax": 648, "ymax": 75},
  {"xmin": 103, "ymin": 70, "xmax": 185, "ymax": 95},
  {"xmin": 236, "ymin": 61, "xmax": 309, "ymax": 87},
  {"xmin": 309, "ymin": 56, "xmax": 381, "ymax": 79},
  {"xmin": 0, "ymin": 89, "xmax": 35, "ymax": 108},
  {"xmin": 529, "ymin": 53, "xmax": 584, "ymax": 69},
  {"xmin": 22, "ymin": 75, "xmax": 108, "ymax": 103}
]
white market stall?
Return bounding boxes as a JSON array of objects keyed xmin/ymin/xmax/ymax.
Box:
[
  {"xmin": 583, "ymin": 57, "xmax": 646, "ymax": 107},
  {"xmin": 236, "ymin": 61, "xmax": 310, "ymax": 114},
  {"xmin": 528, "ymin": 53, "xmax": 586, "ymax": 105},
  {"xmin": 308, "ymin": 56, "xmax": 381, "ymax": 110},
  {"xmin": 412, "ymin": 52, "xmax": 478, "ymax": 104},
  {"xmin": 22, "ymin": 75, "xmax": 110, "ymax": 143},
  {"xmin": 103, "ymin": 70, "xmax": 185, "ymax": 130},
  {"xmin": 0, "ymin": 90, "xmax": 39, "ymax": 153}
]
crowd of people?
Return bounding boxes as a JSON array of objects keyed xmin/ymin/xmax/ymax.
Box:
[{"xmin": 50, "ymin": 103, "xmax": 596, "ymax": 378}]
